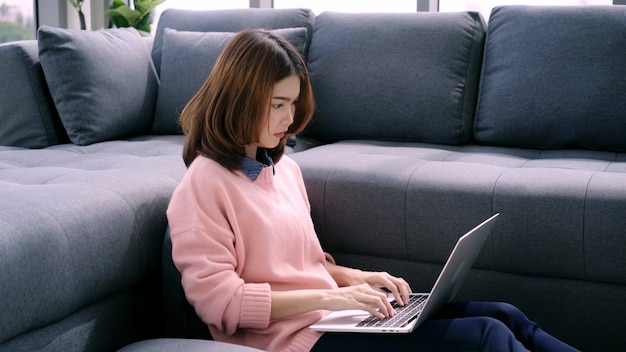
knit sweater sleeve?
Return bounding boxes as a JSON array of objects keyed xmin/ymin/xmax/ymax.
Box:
[
  {"xmin": 167, "ymin": 160, "xmax": 272, "ymax": 334},
  {"xmin": 172, "ymin": 228, "xmax": 272, "ymax": 333}
]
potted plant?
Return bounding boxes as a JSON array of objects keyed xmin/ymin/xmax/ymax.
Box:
[
  {"xmin": 67, "ymin": 0, "xmax": 86, "ymax": 30},
  {"xmin": 106, "ymin": 0, "xmax": 165, "ymax": 36}
]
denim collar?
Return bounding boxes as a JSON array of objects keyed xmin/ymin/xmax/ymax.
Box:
[{"xmin": 241, "ymin": 148, "xmax": 274, "ymax": 181}]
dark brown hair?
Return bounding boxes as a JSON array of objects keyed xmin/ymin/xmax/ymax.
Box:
[{"xmin": 179, "ymin": 29, "xmax": 314, "ymax": 169}]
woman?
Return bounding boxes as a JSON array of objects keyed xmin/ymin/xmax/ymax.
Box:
[{"xmin": 167, "ymin": 29, "xmax": 578, "ymax": 352}]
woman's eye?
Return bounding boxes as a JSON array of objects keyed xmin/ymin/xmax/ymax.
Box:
[{"xmin": 272, "ymin": 104, "xmax": 283, "ymax": 109}]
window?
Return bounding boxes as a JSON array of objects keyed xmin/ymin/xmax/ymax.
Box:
[
  {"xmin": 0, "ymin": 0, "xmax": 35, "ymax": 43},
  {"xmin": 439, "ymin": 0, "xmax": 614, "ymax": 22},
  {"xmin": 273, "ymin": 0, "xmax": 418, "ymax": 15}
]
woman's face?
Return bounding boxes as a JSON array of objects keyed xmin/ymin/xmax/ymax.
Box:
[{"xmin": 246, "ymin": 74, "xmax": 301, "ymax": 158}]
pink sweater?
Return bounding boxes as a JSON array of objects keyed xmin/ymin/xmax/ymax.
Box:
[{"xmin": 167, "ymin": 154, "xmax": 338, "ymax": 352}]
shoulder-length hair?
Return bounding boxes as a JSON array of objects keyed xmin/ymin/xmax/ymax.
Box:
[{"xmin": 179, "ymin": 29, "xmax": 315, "ymax": 169}]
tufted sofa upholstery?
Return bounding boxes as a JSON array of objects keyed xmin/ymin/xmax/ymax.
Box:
[{"xmin": 1, "ymin": 5, "xmax": 626, "ymax": 352}]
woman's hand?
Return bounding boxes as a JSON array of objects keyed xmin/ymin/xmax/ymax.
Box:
[
  {"xmin": 271, "ymin": 263, "xmax": 412, "ymax": 321},
  {"xmin": 271, "ymin": 283, "xmax": 396, "ymax": 320},
  {"xmin": 321, "ymin": 283, "xmax": 397, "ymax": 319},
  {"xmin": 355, "ymin": 270, "xmax": 412, "ymax": 307},
  {"xmin": 325, "ymin": 261, "xmax": 412, "ymax": 307}
]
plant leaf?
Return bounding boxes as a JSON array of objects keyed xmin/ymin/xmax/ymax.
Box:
[
  {"xmin": 134, "ymin": 0, "xmax": 166, "ymax": 22},
  {"xmin": 105, "ymin": 6, "xmax": 141, "ymax": 27},
  {"xmin": 134, "ymin": 0, "xmax": 164, "ymax": 12},
  {"xmin": 105, "ymin": 0, "xmax": 165, "ymax": 30}
]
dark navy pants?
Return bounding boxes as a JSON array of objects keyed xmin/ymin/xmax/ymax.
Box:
[{"xmin": 311, "ymin": 302, "xmax": 580, "ymax": 352}]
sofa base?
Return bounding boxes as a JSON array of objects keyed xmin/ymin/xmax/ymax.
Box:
[
  {"xmin": 331, "ymin": 252, "xmax": 626, "ymax": 352},
  {"xmin": 0, "ymin": 283, "xmax": 164, "ymax": 352}
]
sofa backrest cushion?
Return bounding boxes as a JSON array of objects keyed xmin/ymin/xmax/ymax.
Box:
[
  {"xmin": 304, "ymin": 11, "xmax": 485, "ymax": 144},
  {"xmin": 151, "ymin": 8, "xmax": 315, "ymax": 76},
  {"xmin": 0, "ymin": 40, "xmax": 67, "ymax": 148},
  {"xmin": 474, "ymin": 5, "xmax": 626, "ymax": 151},
  {"xmin": 153, "ymin": 27, "xmax": 309, "ymax": 134},
  {"xmin": 38, "ymin": 26, "xmax": 158, "ymax": 146}
]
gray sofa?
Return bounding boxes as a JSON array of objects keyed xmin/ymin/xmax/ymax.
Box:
[{"xmin": 1, "ymin": 5, "xmax": 625, "ymax": 352}]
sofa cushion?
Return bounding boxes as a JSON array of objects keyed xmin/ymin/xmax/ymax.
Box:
[
  {"xmin": 290, "ymin": 140, "xmax": 626, "ymax": 286},
  {"xmin": 0, "ymin": 40, "xmax": 67, "ymax": 148},
  {"xmin": 118, "ymin": 338, "xmax": 264, "ymax": 352},
  {"xmin": 474, "ymin": 5, "xmax": 626, "ymax": 151},
  {"xmin": 304, "ymin": 11, "xmax": 485, "ymax": 144},
  {"xmin": 38, "ymin": 26, "xmax": 159, "ymax": 145},
  {"xmin": 0, "ymin": 136, "xmax": 186, "ymax": 345},
  {"xmin": 153, "ymin": 27, "xmax": 308, "ymax": 134},
  {"xmin": 151, "ymin": 8, "xmax": 315, "ymax": 75}
]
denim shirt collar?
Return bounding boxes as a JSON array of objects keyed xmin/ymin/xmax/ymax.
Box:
[{"xmin": 241, "ymin": 148, "xmax": 274, "ymax": 181}]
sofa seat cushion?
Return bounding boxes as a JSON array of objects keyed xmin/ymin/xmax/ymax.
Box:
[
  {"xmin": 474, "ymin": 5, "xmax": 626, "ymax": 151},
  {"xmin": 304, "ymin": 11, "xmax": 485, "ymax": 144},
  {"xmin": 0, "ymin": 136, "xmax": 185, "ymax": 344},
  {"xmin": 290, "ymin": 140, "xmax": 626, "ymax": 286},
  {"xmin": 118, "ymin": 338, "xmax": 264, "ymax": 352}
]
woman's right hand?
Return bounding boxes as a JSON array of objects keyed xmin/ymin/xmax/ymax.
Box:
[
  {"xmin": 321, "ymin": 284, "xmax": 396, "ymax": 319},
  {"xmin": 271, "ymin": 284, "xmax": 396, "ymax": 320}
]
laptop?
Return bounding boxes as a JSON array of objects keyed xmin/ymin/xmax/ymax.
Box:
[{"xmin": 310, "ymin": 213, "xmax": 499, "ymax": 334}]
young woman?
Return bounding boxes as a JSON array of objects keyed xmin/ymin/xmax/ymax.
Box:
[{"xmin": 166, "ymin": 29, "xmax": 579, "ymax": 352}]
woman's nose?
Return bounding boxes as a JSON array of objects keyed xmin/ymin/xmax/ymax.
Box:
[{"xmin": 286, "ymin": 106, "xmax": 295, "ymax": 123}]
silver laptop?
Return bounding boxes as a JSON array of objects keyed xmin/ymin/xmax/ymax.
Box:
[{"xmin": 310, "ymin": 213, "xmax": 499, "ymax": 334}]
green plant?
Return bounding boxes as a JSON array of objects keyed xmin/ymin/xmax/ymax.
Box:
[
  {"xmin": 0, "ymin": 21, "xmax": 34, "ymax": 43},
  {"xmin": 105, "ymin": 0, "xmax": 165, "ymax": 36},
  {"xmin": 67, "ymin": 0, "xmax": 86, "ymax": 30}
]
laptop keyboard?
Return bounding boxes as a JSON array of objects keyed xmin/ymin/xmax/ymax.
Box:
[{"xmin": 356, "ymin": 294, "xmax": 428, "ymax": 328}]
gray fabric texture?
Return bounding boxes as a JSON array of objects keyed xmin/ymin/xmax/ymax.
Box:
[
  {"xmin": 290, "ymin": 138, "xmax": 626, "ymax": 351},
  {"xmin": 0, "ymin": 289, "xmax": 162, "ymax": 352},
  {"xmin": 330, "ymin": 251, "xmax": 626, "ymax": 352},
  {"xmin": 4, "ymin": 7, "xmax": 626, "ymax": 352},
  {"xmin": 118, "ymin": 339, "xmax": 264, "ymax": 352},
  {"xmin": 304, "ymin": 11, "xmax": 485, "ymax": 144},
  {"xmin": 290, "ymin": 140, "xmax": 626, "ymax": 286},
  {"xmin": 151, "ymin": 8, "xmax": 315, "ymax": 75},
  {"xmin": 152, "ymin": 27, "xmax": 309, "ymax": 134},
  {"xmin": 474, "ymin": 5, "xmax": 626, "ymax": 151},
  {"xmin": 162, "ymin": 227, "xmax": 213, "ymax": 340},
  {"xmin": 0, "ymin": 40, "xmax": 67, "ymax": 148},
  {"xmin": 37, "ymin": 26, "xmax": 159, "ymax": 145},
  {"xmin": 291, "ymin": 139, "xmax": 626, "ymax": 352},
  {"xmin": 0, "ymin": 136, "xmax": 186, "ymax": 345}
]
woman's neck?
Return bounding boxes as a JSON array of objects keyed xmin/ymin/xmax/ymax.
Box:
[{"xmin": 245, "ymin": 144, "xmax": 258, "ymax": 159}]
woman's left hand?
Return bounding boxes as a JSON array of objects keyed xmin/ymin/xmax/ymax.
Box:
[
  {"xmin": 325, "ymin": 261, "xmax": 412, "ymax": 306},
  {"xmin": 354, "ymin": 270, "xmax": 412, "ymax": 306}
]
